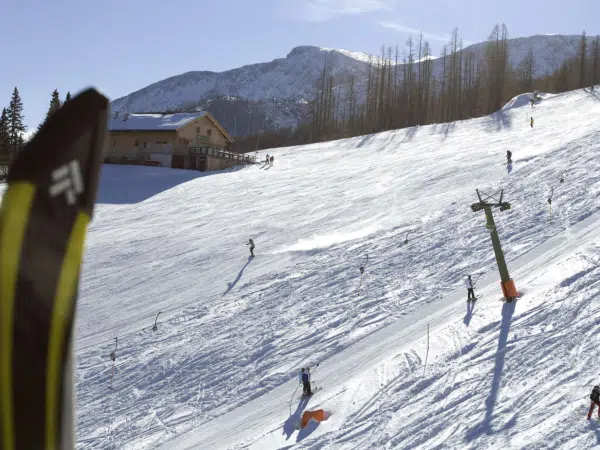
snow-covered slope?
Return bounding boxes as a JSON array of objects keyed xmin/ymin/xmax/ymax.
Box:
[
  {"xmin": 68, "ymin": 87, "xmax": 600, "ymax": 449},
  {"xmin": 109, "ymin": 35, "xmax": 581, "ymax": 134}
]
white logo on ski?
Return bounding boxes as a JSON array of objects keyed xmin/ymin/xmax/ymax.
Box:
[{"xmin": 49, "ymin": 160, "xmax": 83, "ymax": 205}]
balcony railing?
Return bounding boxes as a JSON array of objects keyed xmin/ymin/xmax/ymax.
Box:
[{"xmin": 188, "ymin": 147, "xmax": 256, "ymax": 164}]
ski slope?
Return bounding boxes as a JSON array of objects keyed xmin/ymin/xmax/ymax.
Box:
[{"xmin": 48, "ymin": 88, "xmax": 600, "ymax": 448}]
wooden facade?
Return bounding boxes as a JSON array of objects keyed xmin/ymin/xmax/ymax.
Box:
[{"xmin": 106, "ymin": 112, "xmax": 254, "ymax": 170}]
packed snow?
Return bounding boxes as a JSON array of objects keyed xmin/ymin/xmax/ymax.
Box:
[
  {"xmin": 108, "ymin": 112, "xmax": 207, "ymax": 131},
  {"xmin": 50, "ymin": 88, "xmax": 600, "ymax": 448}
]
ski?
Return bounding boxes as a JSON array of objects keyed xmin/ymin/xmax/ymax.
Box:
[
  {"xmin": 297, "ymin": 387, "xmax": 322, "ymax": 400},
  {"xmin": 0, "ymin": 88, "xmax": 108, "ymax": 450}
]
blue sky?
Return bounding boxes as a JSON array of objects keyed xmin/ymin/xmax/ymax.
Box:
[{"xmin": 1, "ymin": 0, "xmax": 599, "ymax": 131}]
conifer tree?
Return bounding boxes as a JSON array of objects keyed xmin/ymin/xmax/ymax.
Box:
[
  {"xmin": 65, "ymin": 91, "xmax": 72, "ymax": 103},
  {"xmin": 39, "ymin": 89, "xmax": 62, "ymax": 130},
  {"xmin": 0, "ymin": 108, "xmax": 9, "ymax": 154},
  {"xmin": 7, "ymin": 87, "xmax": 26, "ymax": 152}
]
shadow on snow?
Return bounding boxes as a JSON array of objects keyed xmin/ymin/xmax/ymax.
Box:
[
  {"xmin": 97, "ymin": 164, "xmax": 249, "ymax": 204},
  {"xmin": 223, "ymin": 256, "xmax": 254, "ymax": 295},
  {"xmin": 464, "ymin": 300, "xmax": 475, "ymax": 327},
  {"xmin": 282, "ymin": 396, "xmax": 311, "ymax": 440},
  {"xmin": 485, "ymin": 109, "xmax": 513, "ymax": 132},
  {"xmin": 467, "ymin": 301, "xmax": 517, "ymax": 441}
]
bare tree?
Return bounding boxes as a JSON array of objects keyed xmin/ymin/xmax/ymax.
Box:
[{"xmin": 578, "ymin": 30, "xmax": 587, "ymax": 88}]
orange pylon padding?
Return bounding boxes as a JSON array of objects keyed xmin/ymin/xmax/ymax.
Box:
[
  {"xmin": 500, "ymin": 279, "xmax": 518, "ymax": 299},
  {"xmin": 301, "ymin": 409, "xmax": 330, "ymax": 428}
]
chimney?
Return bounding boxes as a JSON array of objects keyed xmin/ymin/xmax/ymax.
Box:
[{"xmin": 123, "ymin": 112, "xmax": 130, "ymax": 121}]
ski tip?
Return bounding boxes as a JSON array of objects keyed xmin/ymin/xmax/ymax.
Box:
[
  {"xmin": 8, "ymin": 88, "xmax": 109, "ymax": 216},
  {"xmin": 14, "ymin": 88, "xmax": 108, "ymax": 167}
]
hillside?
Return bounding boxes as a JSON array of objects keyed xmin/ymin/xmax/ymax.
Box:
[
  {"xmin": 109, "ymin": 35, "xmax": 581, "ymax": 136},
  {"xmin": 62, "ymin": 87, "xmax": 600, "ymax": 449}
]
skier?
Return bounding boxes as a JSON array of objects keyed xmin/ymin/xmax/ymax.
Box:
[
  {"xmin": 465, "ymin": 275, "xmax": 476, "ymax": 301},
  {"xmin": 530, "ymin": 98, "xmax": 535, "ymax": 108},
  {"xmin": 270, "ymin": 155, "xmax": 274, "ymax": 166},
  {"xmin": 506, "ymin": 150, "xmax": 512, "ymax": 164},
  {"xmin": 246, "ymin": 238, "xmax": 255, "ymax": 257},
  {"xmin": 588, "ymin": 386, "xmax": 600, "ymax": 420},
  {"xmin": 301, "ymin": 367, "xmax": 312, "ymax": 396},
  {"xmin": 530, "ymin": 117, "xmax": 534, "ymax": 128},
  {"xmin": 265, "ymin": 154, "xmax": 270, "ymax": 165}
]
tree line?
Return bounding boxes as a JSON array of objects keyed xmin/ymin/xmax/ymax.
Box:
[
  {"xmin": 233, "ymin": 26, "xmax": 600, "ymax": 152},
  {"xmin": 0, "ymin": 88, "xmax": 72, "ymax": 160}
]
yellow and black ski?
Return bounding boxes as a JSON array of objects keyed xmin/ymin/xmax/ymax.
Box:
[{"xmin": 0, "ymin": 88, "xmax": 108, "ymax": 450}]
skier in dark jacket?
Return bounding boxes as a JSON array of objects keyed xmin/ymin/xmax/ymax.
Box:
[
  {"xmin": 246, "ymin": 238, "xmax": 255, "ymax": 257},
  {"xmin": 588, "ymin": 386, "xmax": 600, "ymax": 420},
  {"xmin": 506, "ymin": 150, "xmax": 512, "ymax": 164},
  {"xmin": 530, "ymin": 117, "xmax": 534, "ymax": 128},
  {"xmin": 270, "ymin": 156, "xmax": 274, "ymax": 166},
  {"xmin": 465, "ymin": 275, "xmax": 476, "ymax": 301},
  {"xmin": 301, "ymin": 367, "xmax": 312, "ymax": 396}
]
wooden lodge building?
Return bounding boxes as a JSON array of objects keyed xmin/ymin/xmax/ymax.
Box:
[{"xmin": 107, "ymin": 111, "xmax": 255, "ymax": 170}]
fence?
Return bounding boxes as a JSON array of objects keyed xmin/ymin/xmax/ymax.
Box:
[
  {"xmin": 0, "ymin": 150, "xmax": 16, "ymax": 181},
  {"xmin": 188, "ymin": 147, "xmax": 257, "ymax": 165}
]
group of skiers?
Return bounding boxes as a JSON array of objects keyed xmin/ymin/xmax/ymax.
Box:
[{"xmin": 264, "ymin": 154, "xmax": 274, "ymax": 166}]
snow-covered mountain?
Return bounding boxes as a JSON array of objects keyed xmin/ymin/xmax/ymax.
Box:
[{"xmin": 109, "ymin": 35, "xmax": 581, "ymax": 136}]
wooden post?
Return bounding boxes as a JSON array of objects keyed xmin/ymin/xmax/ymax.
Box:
[{"xmin": 423, "ymin": 323, "xmax": 430, "ymax": 377}]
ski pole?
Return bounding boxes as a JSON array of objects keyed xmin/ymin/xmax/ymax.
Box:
[
  {"xmin": 289, "ymin": 381, "xmax": 301, "ymax": 415},
  {"xmin": 310, "ymin": 362, "xmax": 320, "ymax": 376},
  {"xmin": 308, "ymin": 362, "xmax": 320, "ymax": 393},
  {"xmin": 109, "ymin": 337, "xmax": 118, "ymax": 390},
  {"xmin": 357, "ymin": 254, "xmax": 369, "ymax": 295},
  {"xmin": 152, "ymin": 311, "xmax": 161, "ymax": 332},
  {"xmin": 357, "ymin": 272, "xmax": 364, "ymax": 296},
  {"xmin": 548, "ymin": 187, "xmax": 554, "ymax": 224}
]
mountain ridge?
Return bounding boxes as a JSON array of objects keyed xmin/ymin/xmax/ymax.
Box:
[{"xmin": 110, "ymin": 34, "xmax": 583, "ymax": 136}]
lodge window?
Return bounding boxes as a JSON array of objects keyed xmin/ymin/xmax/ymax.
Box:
[
  {"xmin": 134, "ymin": 140, "xmax": 139, "ymax": 146},
  {"xmin": 196, "ymin": 126, "xmax": 201, "ymax": 133},
  {"xmin": 112, "ymin": 140, "xmax": 116, "ymax": 147},
  {"xmin": 207, "ymin": 129, "xmax": 212, "ymax": 136},
  {"xmin": 143, "ymin": 142, "xmax": 147, "ymax": 149}
]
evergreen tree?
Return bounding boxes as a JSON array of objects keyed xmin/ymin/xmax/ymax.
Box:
[
  {"xmin": 65, "ymin": 91, "xmax": 71, "ymax": 103},
  {"xmin": 0, "ymin": 108, "xmax": 9, "ymax": 154},
  {"xmin": 7, "ymin": 87, "xmax": 26, "ymax": 152},
  {"xmin": 38, "ymin": 89, "xmax": 62, "ymax": 130}
]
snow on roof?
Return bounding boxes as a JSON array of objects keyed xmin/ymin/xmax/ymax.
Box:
[{"xmin": 108, "ymin": 112, "xmax": 207, "ymax": 131}]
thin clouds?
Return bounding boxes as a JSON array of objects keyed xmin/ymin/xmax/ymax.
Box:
[
  {"xmin": 291, "ymin": 0, "xmax": 396, "ymax": 22},
  {"xmin": 379, "ymin": 21, "xmax": 473, "ymax": 46}
]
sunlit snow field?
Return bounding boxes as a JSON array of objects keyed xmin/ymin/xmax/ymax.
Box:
[{"xmin": 12, "ymin": 89, "xmax": 598, "ymax": 449}]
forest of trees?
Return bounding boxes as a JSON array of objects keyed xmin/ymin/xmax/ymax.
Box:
[
  {"xmin": 0, "ymin": 88, "xmax": 71, "ymax": 178},
  {"xmin": 234, "ymin": 26, "xmax": 600, "ymax": 153}
]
